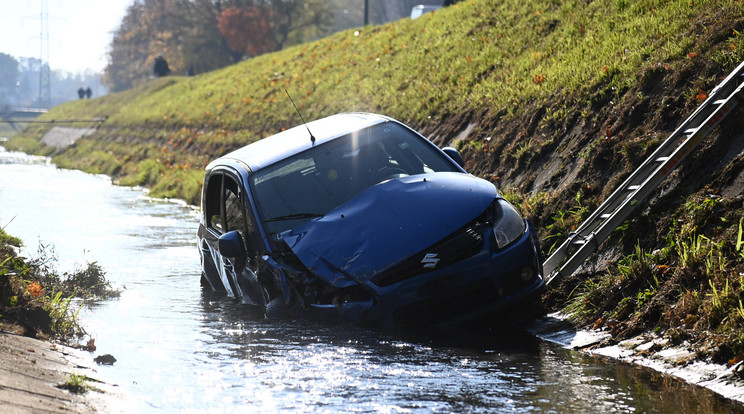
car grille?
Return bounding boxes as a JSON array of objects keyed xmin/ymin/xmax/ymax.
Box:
[
  {"xmin": 391, "ymin": 266, "xmax": 538, "ymax": 326},
  {"xmin": 392, "ymin": 278, "xmax": 498, "ymax": 326},
  {"xmin": 371, "ymin": 221, "xmax": 486, "ymax": 287}
]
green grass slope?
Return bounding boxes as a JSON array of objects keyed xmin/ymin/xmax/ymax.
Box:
[
  {"xmin": 6, "ymin": 0, "xmax": 744, "ymax": 361},
  {"xmin": 8, "ymin": 0, "xmax": 743, "ymax": 203}
]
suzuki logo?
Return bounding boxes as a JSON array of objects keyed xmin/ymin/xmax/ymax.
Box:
[{"xmin": 421, "ymin": 253, "xmax": 440, "ymax": 269}]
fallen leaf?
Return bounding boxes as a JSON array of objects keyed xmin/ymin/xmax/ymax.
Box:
[
  {"xmin": 593, "ymin": 317, "xmax": 605, "ymax": 329},
  {"xmin": 27, "ymin": 282, "xmax": 43, "ymax": 297},
  {"xmin": 729, "ymin": 354, "xmax": 743, "ymax": 366}
]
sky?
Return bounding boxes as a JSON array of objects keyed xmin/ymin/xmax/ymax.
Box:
[{"xmin": 0, "ymin": 0, "xmax": 134, "ymax": 74}]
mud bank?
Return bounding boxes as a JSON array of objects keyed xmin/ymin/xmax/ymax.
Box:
[
  {"xmin": 0, "ymin": 331, "xmax": 121, "ymax": 413},
  {"xmin": 526, "ymin": 313, "xmax": 744, "ymax": 407}
]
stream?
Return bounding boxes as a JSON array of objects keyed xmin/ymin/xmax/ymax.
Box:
[{"xmin": 1, "ymin": 146, "xmax": 741, "ymax": 413}]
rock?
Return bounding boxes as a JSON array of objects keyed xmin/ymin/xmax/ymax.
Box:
[
  {"xmin": 94, "ymin": 354, "xmax": 117, "ymax": 365},
  {"xmin": 656, "ymin": 347, "xmax": 695, "ymax": 363}
]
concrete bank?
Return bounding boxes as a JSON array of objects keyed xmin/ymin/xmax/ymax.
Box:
[
  {"xmin": 526, "ymin": 313, "xmax": 744, "ymax": 406},
  {"xmin": 0, "ymin": 331, "xmax": 119, "ymax": 413}
]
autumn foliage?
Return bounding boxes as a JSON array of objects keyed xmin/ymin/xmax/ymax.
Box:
[
  {"xmin": 103, "ymin": 1, "xmax": 331, "ymax": 92},
  {"xmin": 217, "ymin": 6, "xmax": 278, "ymax": 57}
]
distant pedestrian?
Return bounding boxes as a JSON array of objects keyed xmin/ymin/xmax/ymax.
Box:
[
  {"xmin": 85, "ymin": 86, "xmax": 92, "ymax": 99},
  {"xmin": 186, "ymin": 65, "xmax": 195, "ymax": 76},
  {"xmin": 77, "ymin": 87, "xmax": 85, "ymax": 99},
  {"xmin": 153, "ymin": 55, "xmax": 170, "ymax": 77}
]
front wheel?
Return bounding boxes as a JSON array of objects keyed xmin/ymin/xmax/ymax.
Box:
[{"xmin": 265, "ymin": 296, "xmax": 288, "ymax": 319}]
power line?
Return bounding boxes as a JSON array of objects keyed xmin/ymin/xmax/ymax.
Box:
[{"xmin": 38, "ymin": 0, "xmax": 51, "ymax": 109}]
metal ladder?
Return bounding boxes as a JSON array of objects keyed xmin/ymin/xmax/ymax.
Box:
[{"xmin": 543, "ymin": 59, "xmax": 744, "ymax": 285}]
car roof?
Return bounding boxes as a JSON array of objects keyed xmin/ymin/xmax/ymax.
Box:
[{"xmin": 209, "ymin": 112, "xmax": 391, "ymax": 173}]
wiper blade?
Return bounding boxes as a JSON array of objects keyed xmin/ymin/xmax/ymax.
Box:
[{"xmin": 265, "ymin": 213, "xmax": 323, "ymax": 222}]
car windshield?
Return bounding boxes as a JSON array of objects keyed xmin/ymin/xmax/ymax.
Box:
[{"xmin": 250, "ymin": 121, "xmax": 461, "ymax": 241}]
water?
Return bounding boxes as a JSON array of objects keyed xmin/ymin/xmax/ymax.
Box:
[{"xmin": 1, "ymin": 146, "xmax": 742, "ymax": 413}]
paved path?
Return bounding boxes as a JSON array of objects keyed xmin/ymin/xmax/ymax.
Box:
[
  {"xmin": 0, "ymin": 331, "xmax": 117, "ymax": 413},
  {"xmin": 40, "ymin": 127, "xmax": 95, "ymax": 149}
]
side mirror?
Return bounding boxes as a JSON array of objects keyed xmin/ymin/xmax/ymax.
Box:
[
  {"xmin": 442, "ymin": 147, "xmax": 465, "ymax": 169},
  {"xmin": 218, "ymin": 230, "xmax": 245, "ymax": 257}
]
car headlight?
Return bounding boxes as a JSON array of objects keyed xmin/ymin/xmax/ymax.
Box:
[{"xmin": 492, "ymin": 199, "xmax": 526, "ymax": 249}]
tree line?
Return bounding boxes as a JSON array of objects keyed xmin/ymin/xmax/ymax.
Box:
[
  {"xmin": 104, "ymin": 0, "xmax": 334, "ymax": 92},
  {"xmin": 103, "ymin": 0, "xmax": 434, "ymax": 92},
  {"xmin": 0, "ymin": 1, "xmax": 433, "ymax": 108},
  {"xmin": 0, "ymin": 53, "xmax": 105, "ymax": 109}
]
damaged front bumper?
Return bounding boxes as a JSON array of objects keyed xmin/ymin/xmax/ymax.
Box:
[{"xmin": 269, "ymin": 220, "xmax": 544, "ymax": 329}]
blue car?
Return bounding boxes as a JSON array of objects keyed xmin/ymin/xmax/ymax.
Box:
[{"xmin": 197, "ymin": 113, "xmax": 544, "ymax": 328}]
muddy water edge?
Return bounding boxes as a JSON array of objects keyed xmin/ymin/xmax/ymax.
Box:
[{"xmin": 1, "ymin": 146, "xmax": 742, "ymax": 413}]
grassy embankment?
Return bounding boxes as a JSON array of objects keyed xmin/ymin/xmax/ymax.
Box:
[
  {"xmin": 9, "ymin": 0, "xmax": 741, "ymax": 203},
  {"xmin": 5, "ymin": 0, "xmax": 744, "ymax": 360}
]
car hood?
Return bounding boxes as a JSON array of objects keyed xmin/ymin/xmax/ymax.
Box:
[{"xmin": 281, "ymin": 172, "xmax": 498, "ymax": 288}]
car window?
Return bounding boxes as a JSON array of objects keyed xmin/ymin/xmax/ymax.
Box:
[
  {"xmin": 205, "ymin": 173, "xmax": 223, "ymax": 232},
  {"xmin": 224, "ymin": 179, "xmax": 244, "ymax": 235},
  {"xmin": 250, "ymin": 121, "xmax": 460, "ymax": 238},
  {"xmin": 204, "ymin": 171, "xmax": 260, "ymax": 258}
]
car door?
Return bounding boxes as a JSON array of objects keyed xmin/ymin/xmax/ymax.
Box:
[{"xmin": 201, "ymin": 170, "xmax": 267, "ymax": 306}]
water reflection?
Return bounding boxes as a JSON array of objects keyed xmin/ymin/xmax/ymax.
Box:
[
  {"xmin": 1, "ymin": 148, "xmax": 742, "ymax": 413},
  {"xmin": 194, "ymin": 292, "xmax": 741, "ymax": 413}
]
